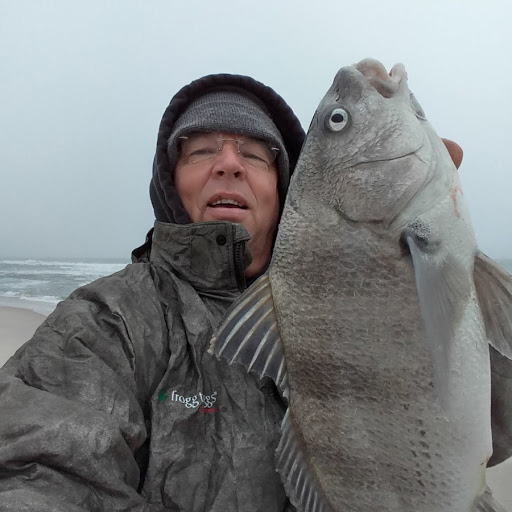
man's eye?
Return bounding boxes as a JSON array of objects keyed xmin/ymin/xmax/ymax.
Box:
[
  {"xmin": 190, "ymin": 147, "xmax": 216, "ymax": 156},
  {"xmin": 241, "ymin": 151, "xmax": 269, "ymax": 165},
  {"xmin": 185, "ymin": 145, "xmax": 218, "ymax": 164}
]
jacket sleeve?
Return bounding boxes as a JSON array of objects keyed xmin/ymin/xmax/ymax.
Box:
[{"xmin": 0, "ymin": 266, "xmax": 169, "ymax": 511}]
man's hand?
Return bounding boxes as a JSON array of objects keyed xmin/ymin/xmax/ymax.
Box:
[{"xmin": 442, "ymin": 138, "xmax": 463, "ymax": 169}]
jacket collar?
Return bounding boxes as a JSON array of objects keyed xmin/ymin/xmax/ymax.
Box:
[{"xmin": 149, "ymin": 220, "xmax": 252, "ymax": 292}]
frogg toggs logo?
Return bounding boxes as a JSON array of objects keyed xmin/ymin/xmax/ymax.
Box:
[{"xmin": 158, "ymin": 388, "xmax": 217, "ymax": 413}]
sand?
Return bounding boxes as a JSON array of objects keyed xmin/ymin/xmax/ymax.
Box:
[
  {"xmin": 0, "ymin": 304, "xmax": 511, "ymax": 508},
  {"xmin": 0, "ymin": 305, "xmax": 46, "ymax": 366}
]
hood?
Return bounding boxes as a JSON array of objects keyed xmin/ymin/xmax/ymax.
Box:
[{"xmin": 149, "ymin": 73, "xmax": 306, "ymax": 225}]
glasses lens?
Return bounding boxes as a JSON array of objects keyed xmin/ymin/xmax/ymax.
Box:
[
  {"xmin": 180, "ymin": 134, "xmax": 219, "ymax": 164},
  {"xmin": 238, "ymin": 139, "xmax": 278, "ymax": 169}
]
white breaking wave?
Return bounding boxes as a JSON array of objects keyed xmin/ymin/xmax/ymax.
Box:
[
  {"xmin": 0, "ymin": 258, "xmax": 128, "ymax": 314},
  {"xmin": 0, "ymin": 279, "xmax": 48, "ymax": 289},
  {"xmin": 0, "ymin": 268, "xmax": 124, "ymax": 277},
  {"xmin": 1, "ymin": 291, "xmax": 61, "ymax": 304},
  {"xmin": 1, "ymin": 259, "xmax": 120, "ymax": 266},
  {"xmin": 0, "ymin": 259, "xmax": 126, "ymax": 274}
]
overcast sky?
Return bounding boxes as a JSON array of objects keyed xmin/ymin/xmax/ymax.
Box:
[{"xmin": 1, "ymin": 0, "xmax": 511, "ymax": 260}]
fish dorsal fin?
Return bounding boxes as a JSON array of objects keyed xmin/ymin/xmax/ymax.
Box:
[
  {"xmin": 487, "ymin": 344, "xmax": 512, "ymax": 466},
  {"xmin": 474, "ymin": 251, "xmax": 512, "ymax": 359},
  {"xmin": 474, "ymin": 255, "xmax": 512, "ymax": 467},
  {"xmin": 209, "ymin": 274, "xmax": 289, "ymax": 397},
  {"xmin": 211, "ymin": 275, "xmax": 332, "ymax": 511},
  {"xmin": 276, "ymin": 410, "xmax": 334, "ymax": 512}
]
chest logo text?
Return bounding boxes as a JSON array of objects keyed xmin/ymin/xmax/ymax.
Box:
[{"xmin": 158, "ymin": 388, "xmax": 217, "ymax": 413}]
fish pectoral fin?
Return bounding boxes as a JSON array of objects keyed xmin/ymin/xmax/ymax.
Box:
[
  {"xmin": 277, "ymin": 410, "xmax": 334, "ymax": 512},
  {"xmin": 475, "ymin": 487, "xmax": 507, "ymax": 512},
  {"xmin": 403, "ymin": 226, "xmax": 472, "ymax": 408},
  {"xmin": 209, "ymin": 274, "xmax": 289, "ymax": 398},
  {"xmin": 474, "ymin": 251, "xmax": 512, "ymax": 360}
]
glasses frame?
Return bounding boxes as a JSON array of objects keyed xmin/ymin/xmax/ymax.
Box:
[{"xmin": 177, "ymin": 133, "xmax": 279, "ymax": 169}]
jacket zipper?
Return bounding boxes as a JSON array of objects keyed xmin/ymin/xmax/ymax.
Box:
[{"xmin": 232, "ymin": 226, "xmax": 247, "ymax": 292}]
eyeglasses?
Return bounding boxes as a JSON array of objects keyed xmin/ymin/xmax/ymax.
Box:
[{"xmin": 178, "ymin": 133, "xmax": 279, "ymax": 170}]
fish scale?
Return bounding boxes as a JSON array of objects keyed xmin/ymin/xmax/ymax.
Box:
[
  {"xmin": 271, "ymin": 223, "xmax": 465, "ymax": 510},
  {"xmin": 211, "ymin": 58, "xmax": 512, "ymax": 512}
]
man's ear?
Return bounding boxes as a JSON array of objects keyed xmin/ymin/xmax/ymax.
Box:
[{"xmin": 442, "ymin": 138, "xmax": 463, "ymax": 169}]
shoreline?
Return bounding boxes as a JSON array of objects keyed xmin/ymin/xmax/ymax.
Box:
[{"xmin": 0, "ymin": 295, "xmax": 57, "ymax": 316}]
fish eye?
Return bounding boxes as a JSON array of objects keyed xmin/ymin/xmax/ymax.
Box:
[{"xmin": 326, "ymin": 107, "xmax": 349, "ymax": 132}]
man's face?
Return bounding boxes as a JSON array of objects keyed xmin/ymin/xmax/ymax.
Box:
[{"xmin": 174, "ymin": 132, "xmax": 280, "ymax": 277}]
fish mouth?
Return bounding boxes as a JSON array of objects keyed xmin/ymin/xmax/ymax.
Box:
[
  {"xmin": 353, "ymin": 144, "xmax": 425, "ymax": 166},
  {"xmin": 355, "ymin": 59, "xmax": 407, "ymax": 99}
]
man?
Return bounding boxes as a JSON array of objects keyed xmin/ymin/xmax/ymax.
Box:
[{"xmin": 0, "ymin": 73, "xmax": 305, "ymax": 511}]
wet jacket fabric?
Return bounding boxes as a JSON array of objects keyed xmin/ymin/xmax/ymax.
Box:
[{"xmin": 0, "ymin": 221, "xmax": 292, "ymax": 511}]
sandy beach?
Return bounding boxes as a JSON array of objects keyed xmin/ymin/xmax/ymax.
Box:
[
  {"xmin": 0, "ymin": 305, "xmax": 46, "ymax": 366},
  {"xmin": 0, "ymin": 304, "xmax": 511, "ymax": 508}
]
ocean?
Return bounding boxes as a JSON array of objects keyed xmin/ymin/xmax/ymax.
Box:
[
  {"xmin": 0, "ymin": 259, "xmax": 129, "ymax": 315},
  {"xmin": 1, "ymin": 257, "xmax": 511, "ymax": 316}
]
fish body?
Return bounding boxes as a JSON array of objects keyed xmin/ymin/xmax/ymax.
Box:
[{"xmin": 212, "ymin": 59, "xmax": 512, "ymax": 512}]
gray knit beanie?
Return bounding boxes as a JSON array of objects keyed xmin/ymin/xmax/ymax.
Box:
[{"xmin": 166, "ymin": 89, "xmax": 290, "ymax": 204}]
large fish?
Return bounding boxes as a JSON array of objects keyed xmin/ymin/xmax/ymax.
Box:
[{"xmin": 210, "ymin": 58, "xmax": 512, "ymax": 511}]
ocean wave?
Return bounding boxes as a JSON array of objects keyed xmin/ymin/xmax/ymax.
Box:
[
  {"xmin": 1, "ymin": 259, "xmax": 124, "ymax": 265},
  {"xmin": 0, "ymin": 259, "xmax": 126, "ymax": 271},
  {"xmin": 0, "ymin": 279, "xmax": 49, "ymax": 289},
  {"xmin": 0, "ymin": 268, "xmax": 124, "ymax": 278},
  {"xmin": 0, "ymin": 259, "xmax": 128, "ymax": 316},
  {"xmin": 1, "ymin": 291, "xmax": 61, "ymax": 304},
  {"xmin": 0, "ymin": 261, "xmax": 127, "ymax": 281}
]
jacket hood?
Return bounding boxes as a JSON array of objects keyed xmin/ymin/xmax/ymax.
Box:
[{"xmin": 149, "ymin": 73, "xmax": 306, "ymax": 224}]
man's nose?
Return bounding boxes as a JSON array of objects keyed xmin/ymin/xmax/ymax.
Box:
[{"xmin": 211, "ymin": 141, "xmax": 246, "ymax": 178}]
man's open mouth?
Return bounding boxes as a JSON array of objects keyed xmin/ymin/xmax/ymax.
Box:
[{"xmin": 208, "ymin": 199, "xmax": 248, "ymax": 209}]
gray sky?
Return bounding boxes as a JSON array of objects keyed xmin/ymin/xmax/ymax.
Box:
[{"xmin": 1, "ymin": 0, "xmax": 511, "ymax": 260}]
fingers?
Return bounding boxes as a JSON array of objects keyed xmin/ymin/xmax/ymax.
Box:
[{"xmin": 442, "ymin": 138, "xmax": 463, "ymax": 169}]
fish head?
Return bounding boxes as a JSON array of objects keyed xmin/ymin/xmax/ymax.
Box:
[{"xmin": 297, "ymin": 58, "xmax": 452, "ymax": 227}]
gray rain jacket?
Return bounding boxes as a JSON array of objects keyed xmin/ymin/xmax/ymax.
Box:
[
  {"xmin": 0, "ymin": 74, "xmax": 306, "ymax": 511},
  {"xmin": 1, "ymin": 222, "xmax": 291, "ymax": 511}
]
